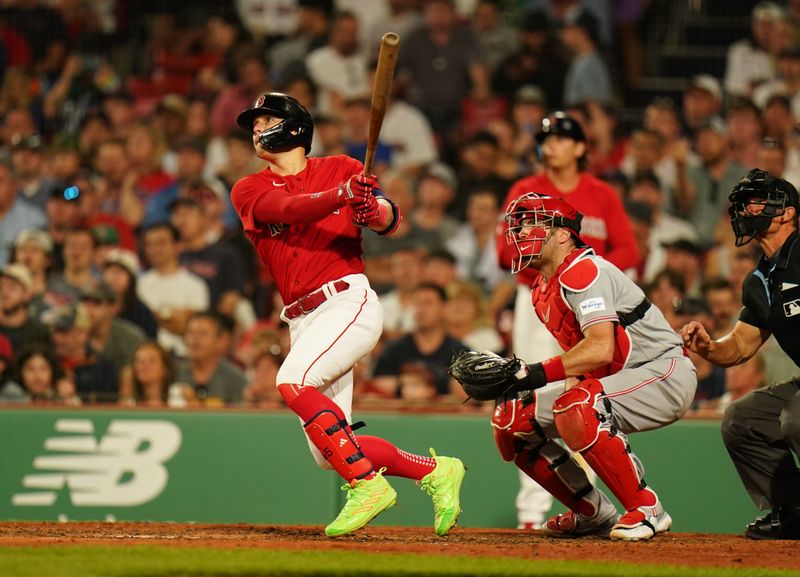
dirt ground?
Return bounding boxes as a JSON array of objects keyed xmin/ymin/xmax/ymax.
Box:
[{"xmin": 1, "ymin": 522, "xmax": 798, "ymax": 571}]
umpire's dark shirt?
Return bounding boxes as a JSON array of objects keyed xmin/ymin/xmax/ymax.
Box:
[{"xmin": 740, "ymin": 231, "xmax": 800, "ymax": 366}]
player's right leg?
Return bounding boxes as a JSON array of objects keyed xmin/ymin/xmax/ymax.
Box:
[{"xmin": 492, "ymin": 389, "xmax": 618, "ymax": 537}]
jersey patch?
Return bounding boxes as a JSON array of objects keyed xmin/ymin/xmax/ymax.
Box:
[
  {"xmin": 784, "ymin": 298, "xmax": 800, "ymax": 317},
  {"xmin": 579, "ymin": 297, "xmax": 606, "ymax": 315}
]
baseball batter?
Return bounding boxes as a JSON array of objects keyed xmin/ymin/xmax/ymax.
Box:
[
  {"xmin": 231, "ymin": 93, "xmax": 465, "ymax": 537},
  {"xmin": 451, "ymin": 193, "xmax": 696, "ymax": 541}
]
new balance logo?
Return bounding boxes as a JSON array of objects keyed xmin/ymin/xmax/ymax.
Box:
[{"xmin": 13, "ymin": 419, "xmax": 182, "ymax": 507}]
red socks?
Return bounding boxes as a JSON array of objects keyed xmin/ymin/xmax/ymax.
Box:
[{"xmin": 358, "ymin": 435, "xmax": 436, "ymax": 480}]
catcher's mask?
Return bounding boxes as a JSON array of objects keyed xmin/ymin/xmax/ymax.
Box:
[
  {"xmin": 728, "ymin": 168, "xmax": 799, "ymax": 246},
  {"xmin": 236, "ymin": 92, "xmax": 314, "ymax": 155},
  {"xmin": 504, "ymin": 193, "xmax": 584, "ymax": 273}
]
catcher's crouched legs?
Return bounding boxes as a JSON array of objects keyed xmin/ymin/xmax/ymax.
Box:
[
  {"xmin": 552, "ymin": 380, "xmax": 672, "ymax": 541},
  {"xmin": 492, "ymin": 395, "xmax": 618, "ymax": 537}
]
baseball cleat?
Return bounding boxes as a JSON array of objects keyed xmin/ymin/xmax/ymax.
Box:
[
  {"xmin": 545, "ymin": 507, "xmax": 619, "ymax": 538},
  {"xmin": 609, "ymin": 505, "xmax": 672, "ymax": 541},
  {"xmin": 419, "ymin": 448, "xmax": 466, "ymax": 536},
  {"xmin": 545, "ymin": 490, "xmax": 618, "ymax": 538},
  {"xmin": 325, "ymin": 469, "xmax": 397, "ymax": 537}
]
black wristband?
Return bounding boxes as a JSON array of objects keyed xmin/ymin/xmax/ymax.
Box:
[{"xmin": 510, "ymin": 362, "xmax": 546, "ymax": 394}]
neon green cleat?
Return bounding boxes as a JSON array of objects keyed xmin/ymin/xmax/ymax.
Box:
[
  {"xmin": 325, "ymin": 470, "xmax": 397, "ymax": 537},
  {"xmin": 420, "ymin": 448, "xmax": 466, "ymax": 536}
]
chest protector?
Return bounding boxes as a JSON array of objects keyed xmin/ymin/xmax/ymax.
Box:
[{"xmin": 531, "ymin": 249, "xmax": 630, "ymax": 378}]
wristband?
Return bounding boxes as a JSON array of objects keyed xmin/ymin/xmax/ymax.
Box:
[{"xmin": 541, "ymin": 355, "xmax": 566, "ymax": 382}]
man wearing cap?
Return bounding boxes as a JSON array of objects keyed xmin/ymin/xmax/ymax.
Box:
[
  {"xmin": 682, "ymin": 169, "xmax": 800, "ymax": 540},
  {"xmin": 46, "ymin": 228, "xmax": 97, "ymax": 305},
  {"xmin": 674, "ymin": 116, "xmax": 746, "ymax": 248},
  {"xmin": 725, "ymin": 2, "xmax": 783, "ymax": 98},
  {"xmin": 42, "ymin": 303, "xmax": 119, "ymax": 403},
  {"xmin": 9, "ymin": 133, "xmax": 57, "ymax": 210},
  {"xmin": 12, "ymin": 229, "xmax": 53, "ymax": 315},
  {"xmin": 0, "ymin": 263, "xmax": 52, "ymax": 354},
  {"xmin": 80, "ymin": 281, "xmax": 146, "ymax": 382},
  {"xmin": 683, "ymin": 75, "xmax": 723, "ymax": 136},
  {"xmin": 499, "ymin": 111, "xmax": 638, "ymax": 529},
  {"xmin": 0, "ymin": 160, "xmax": 46, "ymax": 268}
]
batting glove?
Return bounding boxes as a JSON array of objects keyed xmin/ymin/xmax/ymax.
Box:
[{"xmin": 346, "ymin": 174, "xmax": 381, "ymax": 226}]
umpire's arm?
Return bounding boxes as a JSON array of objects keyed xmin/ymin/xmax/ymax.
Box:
[{"xmin": 681, "ymin": 320, "xmax": 770, "ymax": 367}]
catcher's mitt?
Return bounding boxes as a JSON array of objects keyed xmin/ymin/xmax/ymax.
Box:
[{"xmin": 448, "ymin": 350, "xmax": 530, "ymax": 401}]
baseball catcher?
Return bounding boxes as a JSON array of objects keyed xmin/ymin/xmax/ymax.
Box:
[{"xmin": 450, "ymin": 193, "xmax": 697, "ymax": 541}]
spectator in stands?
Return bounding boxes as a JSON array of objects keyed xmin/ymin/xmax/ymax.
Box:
[
  {"xmin": 175, "ymin": 311, "xmax": 247, "ymax": 406},
  {"xmin": 0, "ymin": 263, "xmax": 51, "ymax": 354},
  {"xmin": 725, "ymin": 2, "xmax": 784, "ymax": 97},
  {"xmin": 11, "ymin": 229, "xmax": 52, "ymax": 315},
  {"xmin": 762, "ymin": 94, "xmax": 795, "ymax": 141},
  {"xmin": 0, "ymin": 159, "xmax": 46, "ymax": 268},
  {"xmin": 93, "ymin": 138, "xmax": 144, "ymax": 229},
  {"xmin": 342, "ymin": 96, "xmax": 392, "ymax": 175},
  {"xmin": 585, "ymin": 101, "xmax": 627, "ymax": 176},
  {"xmin": 710, "ymin": 353, "xmax": 768, "ymax": 415},
  {"xmin": 139, "ymin": 223, "xmax": 209, "ymax": 357},
  {"xmin": 10, "ymin": 133, "xmax": 55, "ymax": 210},
  {"xmin": 559, "ymin": 10, "xmax": 612, "ymax": 106},
  {"xmin": 372, "ymin": 283, "xmax": 468, "ymax": 397},
  {"xmin": 620, "ymin": 128, "xmax": 670, "ymax": 198},
  {"xmin": 682, "ymin": 75, "xmax": 723, "ymax": 136},
  {"xmin": 754, "ymin": 46, "xmax": 800, "ymax": 118},
  {"xmin": 306, "ymin": 11, "xmax": 369, "ymax": 115},
  {"xmin": 445, "ymin": 188, "xmax": 513, "ymax": 306},
  {"xmin": 380, "ymin": 248, "xmax": 424, "ymax": 339},
  {"xmin": 170, "ymin": 195, "xmax": 246, "ymax": 318},
  {"xmin": 492, "ymin": 11, "xmax": 565, "ymax": 106},
  {"xmin": 101, "ymin": 248, "xmax": 158, "ymax": 339},
  {"xmin": 0, "ymin": 333, "xmax": 24, "ymax": 402},
  {"xmin": 154, "ymin": 95, "xmax": 189, "ymax": 171},
  {"xmin": 124, "ymin": 122, "xmax": 174, "ymax": 200},
  {"xmin": 269, "ymin": 0, "xmax": 334, "ymax": 84},
  {"xmin": 47, "ymin": 227, "xmax": 97, "ymax": 305},
  {"xmin": 675, "ymin": 117, "xmax": 746, "ymax": 248},
  {"xmin": 455, "ymin": 131, "xmax": 513, "ymax": 216},
  {"xmin": 210, "ymin": 51, "xmax": 272, "ymax": 138},
  {"xmin": 422, "ymin": 249, "xmax": 459, "ymax": 290},
  {"xmin": 640, "ymin": 97, "xmax": 698, "ymax": 191},
  {"xmin": 102, "ymin": 90, "xmax": 136, "ymax": 139},
  {"xmin": 81, "ymin": 281, "xmax": 146, "ymax": 385},
  {"xmin": 444, "ymin": 280, "xmax": 503, "ymax": 354},
  {"xmin": 127, "ymin": 341, "xmax": 178, "ymax": 408},
  {"xmin": 47, "ymin": 141, "xmax": 82, "ymax": 184},
  {"xmin": 757, "ymin": 137, "xmax": 800, "ymax": 189},
  {"xmin": 397, "ymin": 0, "xmax": 489, "ymax": 148},
  {"xmin": 12, "ymin": 345, "xmax": 77, "ymax": 405},
  {"xmin": 42, "ymin": 303, "xmax": 119, "ymax": 403},
  {"xmin": 726, "ymin": 98, "xmax": 764, "ymax": 169},
  {"xmin": 366, "ymin": 0, "xmax": 422, "ymax": 61},
  {"xmin": 627, "ymin": 171, "xmax": 698, "ymax": 282},
  {"xmin": 645, "ymin": 268, "xmax": 686, "ymax": 331},
  {"xmin": 701, "ymin": 277, "xmax": 739, "ymax": 339},
  {"xmin": 43, "ymin": 184, "xmax": 83, "ymax": 272},
  {"xmin": 413, "ymin": 162, "xmax": 460, "ymax": 243},
  {"xmin": 243, "ymin": 349, "xmax": 284, "ymax": 408},
  {"xmin": 471, "ymin": 0, "xmax": 519, "ymax": 73},
  {"xmin": 662, "ymin": 238, "xmax": 705, "ymax": 299}
]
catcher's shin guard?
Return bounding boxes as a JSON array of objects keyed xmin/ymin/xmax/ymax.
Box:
[
  {"xmin": 515, "ymin": 440, "xmax": 599, "ymax": 518},
  {"xmin": 281, "ymin": 384, "xmax": 374, "ymax": 481},
  {"xmin": 553, "ymin": 380, "xmax": 657, "ymax": 511}
]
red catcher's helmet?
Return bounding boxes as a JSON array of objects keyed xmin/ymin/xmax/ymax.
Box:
[{"xmin": 504, "ymin": 193, "xmax": 584, "ymax": 273}]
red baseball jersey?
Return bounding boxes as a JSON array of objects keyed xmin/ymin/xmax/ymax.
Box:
[
  {"xmin": 231, "ymin": 155, "xmax": 366, "ymax": 304},
  {"xmin": 497, "ymin": 172, "xmax": 639, "ymax": 286}
]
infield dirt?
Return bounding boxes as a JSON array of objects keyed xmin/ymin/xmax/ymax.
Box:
[{"xmin": 1, "ymin": 522, "xmax": 798, "ymax": 571}]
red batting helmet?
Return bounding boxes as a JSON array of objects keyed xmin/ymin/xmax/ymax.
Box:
[{"xmin": 505, "ymin": 193, "xmax": 584, "ymax": 273}]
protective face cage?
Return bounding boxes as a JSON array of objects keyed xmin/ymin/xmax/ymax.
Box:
[
  {"xmin": 238, "ymin": 93, "xmax": 314, "ymax": 155},
  {"xmin": 728, "ymin": 169, "xmax": 796, "ymax": 246},
  {"xmin": 258, "ymin": 116, "xmax": 313, "ymax": 155},
  {"xmin": 504, "ymin": 193, "xmax": 583, "ymax": 273}
]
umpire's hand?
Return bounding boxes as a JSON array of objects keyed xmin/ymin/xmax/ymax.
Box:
[{"xmin": 680, "ymin": 321, "xmax": 714, "ymax": 356}]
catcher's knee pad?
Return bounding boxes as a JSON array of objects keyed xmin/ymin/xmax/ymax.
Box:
[
  {"xmin": 491, "ymin": 393, "xmax": 546, "ymax": 461},
  {"xmin": 552, "ymin": 379, "xmax": 606, "ymax": 453},
  {"xmin": 303, "ymin": 409, "xmax": 373, "ymax": 480}
]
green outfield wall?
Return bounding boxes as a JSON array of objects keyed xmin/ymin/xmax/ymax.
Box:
[{"xmin": 0, "ymin": 408, "xmax": 755, "ymax": 533}]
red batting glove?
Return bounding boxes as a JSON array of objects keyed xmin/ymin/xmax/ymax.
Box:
[{"xmin": 346, "ymin": 174, "xmax": 381, "ymax": 226}]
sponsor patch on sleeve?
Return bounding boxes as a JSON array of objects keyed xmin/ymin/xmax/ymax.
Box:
[{"xmin": 579, "ymin": 297, "xmax": 606, "ymax": 314}]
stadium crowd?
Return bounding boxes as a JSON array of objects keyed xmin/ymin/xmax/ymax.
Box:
[{"xmin": 0, "ymin": 0, "xmax": 797, "ymax": 412}]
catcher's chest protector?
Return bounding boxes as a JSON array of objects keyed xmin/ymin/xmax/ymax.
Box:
[{"xmin": 531, "ymin": 251, "xmax": 630, "ymax": 377}]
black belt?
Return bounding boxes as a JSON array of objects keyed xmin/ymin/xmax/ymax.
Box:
[{"xmin": 618, "ymin": 298, "xmax": 651, "ymax": 328}]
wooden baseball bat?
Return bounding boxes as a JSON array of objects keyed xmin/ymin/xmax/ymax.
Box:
[{"xmin": 364, "ymin": 32, "xmax": 400, "ymax": 175}]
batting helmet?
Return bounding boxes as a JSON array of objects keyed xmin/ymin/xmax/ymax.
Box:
[
  {"xmin": 728, "ymin": 168, "xmax": 799, "ymax": 246},
  {"xmin": 505, "ymin": 192, "xmax": 584, "ymax": 273},
  {"xmin": 236, "ymin": 92, "xmax": 314, "ymax": 155},
  {"xmin": 535, "ymin": 112, "xmax": 586, "ymax": 145}
]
